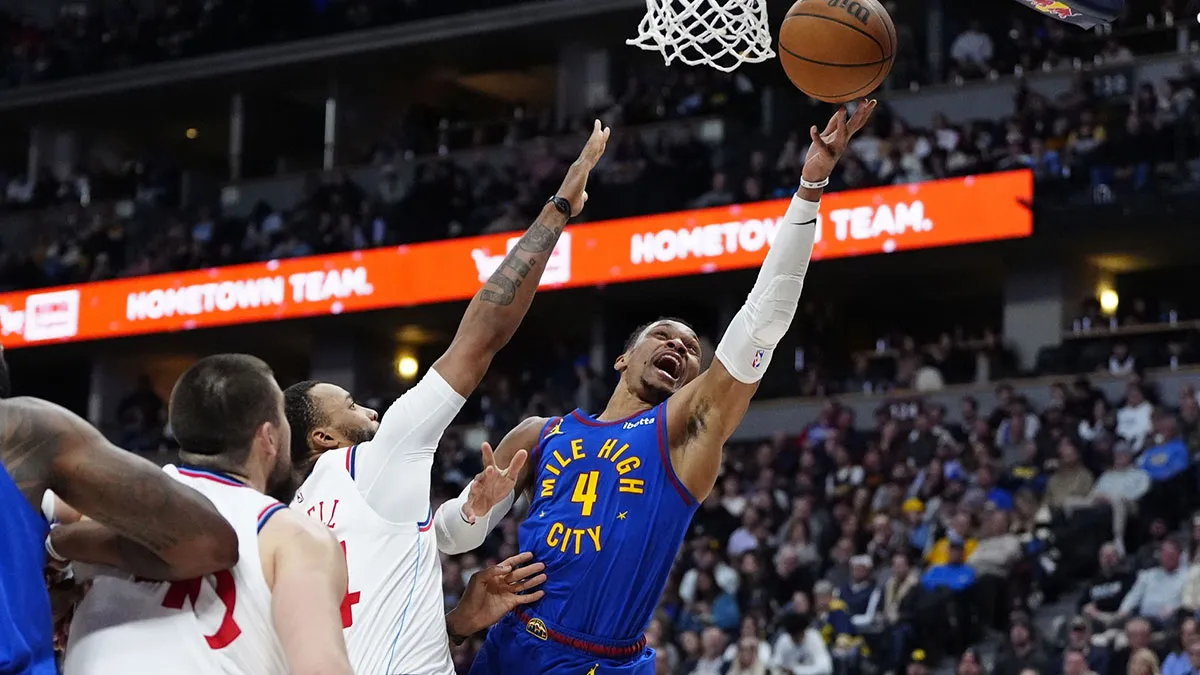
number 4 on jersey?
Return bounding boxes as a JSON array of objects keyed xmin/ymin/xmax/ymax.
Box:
[
  {"xmin": 340, "ymin": 540, "xmax": 361, "ymax": 628},
  {"xmin": 571, "ymin": 471, "xmax": 600, "ymax": 517}
]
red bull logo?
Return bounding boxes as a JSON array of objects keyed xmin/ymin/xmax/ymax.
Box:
[{"xmin": 1024, "ymin": 0, "xmax": 1078, "ymax": 18}]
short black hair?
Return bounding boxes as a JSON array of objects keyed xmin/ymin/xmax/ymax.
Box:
[
  {"xmin": 623, "ymin": 317, "xmax": 697, "ymax": 353},
  {"xmin": 283, "ymin": 380, "xmax": 325, "ymax": 467},
  {"xmin": 169, "ymin": 354, "xmax": 281, "ymax": 460},
  {"xmin": 778, "ymin": 610, "xmax": 811, "ymax": 636}
]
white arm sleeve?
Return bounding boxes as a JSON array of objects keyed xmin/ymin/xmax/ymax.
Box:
[
  {"xmin": 715, "ymin": 195, "xmax": 819, "ymax": 383},
  {"xmin": 433, "ymin": 483, "xmax": 516, "ymax": 555},
  {"xmin": 354, "ymin": 368, "xmax": 467, "ymax": 523}
]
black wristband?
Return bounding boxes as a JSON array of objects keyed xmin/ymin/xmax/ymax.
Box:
[{"xmin": 547, "ymin": 195, "xmax": 571, "ymax": 218}]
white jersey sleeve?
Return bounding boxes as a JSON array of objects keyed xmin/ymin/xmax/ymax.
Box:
[{"xmin": 352, "ymin": 368, "xmax": 466, "ymax": 522}]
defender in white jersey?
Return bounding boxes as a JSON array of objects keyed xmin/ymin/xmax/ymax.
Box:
[
  {"xmin": 61, "ymin": 355, "xmax": 353, "ymax": 675},
  {"xmin": 281, "ymin": 121, "xmax": 610, "ymax": 674}
]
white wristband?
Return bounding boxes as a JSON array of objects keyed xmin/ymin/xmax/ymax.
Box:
[
  {"xmin": 799, "ymin": 177, "xmax": 830, "ymax": 189},
  {"xmin": 45, "ymin": 528, "xmax": 68, "ymax": 564}
]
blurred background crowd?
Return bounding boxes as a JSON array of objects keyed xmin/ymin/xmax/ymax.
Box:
[{"xmin": 6, "ymin": 0, "xmax": 1200, "ymax": 674}]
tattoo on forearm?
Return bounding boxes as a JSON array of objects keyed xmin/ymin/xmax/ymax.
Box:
[
  {"xmin": 0, "ymin": 401, "xmax": 60, "ymax": 504},
  {"xmin": 515, "ymin": 221, "xmax": 559, "ymax": 254},
  {"xmin": 0, "ymin": 398, "xmax": 208, "ymax": 556},
  {"xmin": 478, "ymin": 213, "xmax": 564, "ymax": 307},
  {"xmin": 479, "ymin": 254, "xmax": 533, "ymax": 306}
]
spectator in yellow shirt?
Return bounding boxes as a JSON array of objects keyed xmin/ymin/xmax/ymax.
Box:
[{"xmin": 926, "ymin": 512, "xmax": 977, "ymax": 565}]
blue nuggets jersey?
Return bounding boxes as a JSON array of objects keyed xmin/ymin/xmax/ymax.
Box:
[
  {"xmin": 0, "ymin": 464, "xmax": 56, "ymax": 675},
  {"xmin": 519, "ymin": 404, "xmax": 698, "ymax": 642}
]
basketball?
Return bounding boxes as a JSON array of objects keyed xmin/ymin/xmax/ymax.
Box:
[{"xmin": 778, "ymin": 0, "xmax": 896, "ymax": 104}]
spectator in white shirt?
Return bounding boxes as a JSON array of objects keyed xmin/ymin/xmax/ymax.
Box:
[
  {"xmin": 1117, "ymin": 384, "xmax": 1154, "ymax": 451},
  {"xmin": 728, "ymin": 636, "xmax": 770, "ymax": 675},
  {"xmin": 691, "ymin": 627, "xmax": 730, "ymax": 675},
  {"xmin": 1108, "ymin": 343, "xmax": 1136, "ymax": 376},
  {"xmin": 723, "ymin": 474, "xmax": 749, "ymax": 517},
  {"xmin": 723, "ymin": 617, "xmax": 773, "ymax": 667},
  {"xmin": 950, "ymin": 21, "xmax": 994, "ymax": 75},
  {"xmin": 996, "ymin": 400, "xmax": 1040, "ymax": 447},
  {"xmin": 1118, "ymin": 538, "xmax": 1187, "ymax": 626},
  {"xmin": 771, "ymin": 611, "xmax": 833, "ymax": 675},
  {"xmin": 729, "ymin": 508, "xmax": 764, "ymax": 557},
  {"xmin": 1089, "ymin": 442, "xmax": 1151, "ymax": 549},
  {"xmin": 680, "ymin": 549, "xmax": 740, "ymax": 603}
]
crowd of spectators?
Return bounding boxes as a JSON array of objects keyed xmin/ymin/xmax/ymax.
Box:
[
  {"xmin": 943, "ymin": 0, "xmax": 1183, "ymax": 84},
  {"xmin": 0, "ymin": 0, "xmax": 532, "ymax": 90},
  {"xmin": 0, "ymin": 0, "xmax": 1182, "ymax": 93},
  {"xmin": 2, "ymin": 54, "xmax": 1196, "ymax": 295},
  {"xmin": 437, "ymin": 368, "xmax": 1200, "ymax": 675}
]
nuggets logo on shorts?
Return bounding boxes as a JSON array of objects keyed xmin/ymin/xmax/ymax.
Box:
[{"xmin": 526, "ymin": 618, "xmax": 549, "ymax": 641}]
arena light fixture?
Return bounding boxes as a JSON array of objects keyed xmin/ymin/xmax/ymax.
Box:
[
  {"xmin": 395, "ymin": 353, "xmax": 419, "ymax": 380},
  {"xmin": 1100, "ymin": 289, "xmax": 1120, "ymax": 315}
]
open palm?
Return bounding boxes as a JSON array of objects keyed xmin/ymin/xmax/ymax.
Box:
[
  {"xmin": 463, "ymin": 442, "xmax": 527, "ymax": 524},
  {"xmin": 802, "ymin": 99, "xmax": 878, "ymax": 182}
]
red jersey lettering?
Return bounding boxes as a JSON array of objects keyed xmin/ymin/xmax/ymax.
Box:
[{"xmin": 162, "ymin": 570, "xmax": 241, "ymax": 649}]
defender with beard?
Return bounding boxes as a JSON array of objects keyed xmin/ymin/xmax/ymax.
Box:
[
  {"xmin": 442, "ymin": 102, "xmax": 878, "ymax": 675},
  {"xmin": 64, "ymin": 355, "xmax": 352, "ymax": 675},
  {"xmin": 282, "ymin": 122, "xmax": 609, "ymax": 674}
]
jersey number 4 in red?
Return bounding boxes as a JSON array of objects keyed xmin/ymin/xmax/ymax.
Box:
[
  {"xmin": 162, "ymin": 570, "xmax": 241, "ymax": 649},
  {"xmin": 340, "ymin": 540, "xmax": 361, "ymax": 628}
]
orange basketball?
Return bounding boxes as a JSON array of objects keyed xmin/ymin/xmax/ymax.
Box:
[{"xmin": 778, "ymin": 0, "xmax": 896, "ymax": 104}]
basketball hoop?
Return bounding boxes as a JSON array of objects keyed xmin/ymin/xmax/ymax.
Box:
[{"xmin": 626, "ymin": 0, "xmax": 776, "ymax": 73}]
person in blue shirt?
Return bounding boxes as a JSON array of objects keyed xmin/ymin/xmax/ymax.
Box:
[
  {"xmin": 903, "ymin": 499, "xmax": 933, "ymax": 555},
  {"xmin": 921, "ymin": 537, "xmax": 978, "ymax": 592},
  {"xmin": 813, "ymin": 580, "xmax": 867, "ymax": 673},
  {"xmin": 1156, "ymin": 616, "xmax": 1194, "ymax": 675},
  {"xmin": 1139, "ymin": 433, "xmax": 1189, "ymax": 483}
]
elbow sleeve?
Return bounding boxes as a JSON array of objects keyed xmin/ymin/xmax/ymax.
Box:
[{"xmin": 715, "ymin": 195, "xmax": 818, "ymax": 384}]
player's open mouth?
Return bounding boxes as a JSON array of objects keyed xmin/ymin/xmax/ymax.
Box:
[{"xmin": 652, "ymin": 351, "xmax": 683, "ymax": 383}]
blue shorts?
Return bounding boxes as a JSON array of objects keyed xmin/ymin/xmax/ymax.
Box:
[{"xmin": 469, "ymin": 615, "xmax": 655, "ymax": 675}]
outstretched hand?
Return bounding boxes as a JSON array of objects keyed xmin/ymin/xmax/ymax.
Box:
[
  {"xmin": 802, "ymin": 99, "xmax": 877, "ymax": 183},
  {"xmin": 555, "ymin": 119, "xmax": 611, "ymax": 217},
  {"xmin": 462, "ymin": 442, "xmax": 527, "ymax": 524},
  {"xmin": 448, "ymin": 552, "xmax": 547, "ymax": 638}
]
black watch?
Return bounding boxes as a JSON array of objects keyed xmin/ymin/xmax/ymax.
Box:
[{"xmin": 547, "ymin": 195, "xmax": 571, "ymax": 218}]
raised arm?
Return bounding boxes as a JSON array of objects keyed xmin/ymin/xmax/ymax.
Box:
[
  {"xmin": 1, "ymin": 396, "xmax": 238, "ymax": 579},
  {"xmin": 434, "ymin": 416, "xmax": 544, "ymax": 555},
  {"xmin": 665, "ymin": 101, "xmax": 877, "ymax": 501},
  {"xmin": 262, "ymin": 508, "xmax": 353, "ymax": 675},
  {"xmin": 351, "ymin": 124, "xmax": 607, "ymax": 523},
  {"xmin": 432, "ymin": 122, "xmax": 610, "ymax": 397}
]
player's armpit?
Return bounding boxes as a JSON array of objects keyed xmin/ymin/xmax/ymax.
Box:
[
  {"xmin": 261, "ymin": 509, "xmax": 353, "ymax": 675},
  {"xmin": 664, "ymin": 360, "xmax": 758, "ymax": 501},
  {"xmin": 3, "ymin": 398, "xmax": 239, "ymax": 575}
]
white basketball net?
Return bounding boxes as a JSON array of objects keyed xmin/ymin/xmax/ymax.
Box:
[{"xmin": 627, "ymin": 0, "xmax": 776, "ymax": 73}]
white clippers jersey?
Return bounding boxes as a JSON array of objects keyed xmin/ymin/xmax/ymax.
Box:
[
  {"xmin": 294, "ymin": 446, "xmax": 449, "ymax": 674},
  {"xmin": 64, "ymin": 465, "xmax": 290, "ymax": 675}
]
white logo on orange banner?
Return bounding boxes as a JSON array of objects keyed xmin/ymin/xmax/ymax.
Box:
[
  {"xmin": 470, "ymin": 232, "xmax": 572, "ymax": 286},
  {"xmin": 24, "ymin": 290, "xmax": 81, "ymax": 341},
  {"xmin": 0, "ymin": 305, "xmax": 25, "ymax": 337}
]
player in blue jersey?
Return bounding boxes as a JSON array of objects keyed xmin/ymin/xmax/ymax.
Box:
[
  {"xmin": 432, "ymin": 100, "xmax": 878, "ymax": 675},
  {"xmin": 0, "ymin": 344, "xmax": 239, "ymax": 675}
]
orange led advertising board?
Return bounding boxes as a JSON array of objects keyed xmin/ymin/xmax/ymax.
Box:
[{"xmin": 0, "ymin": 170, "xmax": 1032, "ymax": 348}]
